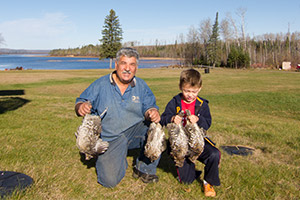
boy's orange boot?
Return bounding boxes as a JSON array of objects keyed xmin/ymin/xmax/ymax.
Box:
[{"xmin": 203, "ymin": 183, "xmax": 216, "ymax": 197}]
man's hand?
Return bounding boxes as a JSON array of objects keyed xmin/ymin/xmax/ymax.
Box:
[
  {"xmin": 145, "ymin": 108, "xmax": 160, "ymax": 123},
  {"xmin": 75, "ymin": 102, "xmax": 92, "ymax": 117}
]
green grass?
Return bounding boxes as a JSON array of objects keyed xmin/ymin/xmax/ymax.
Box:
[{"xmin": 0, "ymin": 68, "xmax": 299, "ymax": 199}]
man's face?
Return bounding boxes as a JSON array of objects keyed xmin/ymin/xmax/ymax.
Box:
[{"xmin": 115, "ymin": 56, "xmax": 137, "ymax": 84}]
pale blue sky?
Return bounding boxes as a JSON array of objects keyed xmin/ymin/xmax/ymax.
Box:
[{"xmin": 0, "ymin": 0, "xmax": 299, "ymax": 50}]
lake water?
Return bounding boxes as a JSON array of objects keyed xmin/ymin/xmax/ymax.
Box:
[{"xmin": 0, "ymin": 54, "xmax": 180, "ymax": 70}]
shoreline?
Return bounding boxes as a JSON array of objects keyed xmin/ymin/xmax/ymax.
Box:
[
  {"xmin": 2, "ymin": 53, "xmax": 183, "ymax": 60},
  {"xmin": 29, "ymin": 54, "xmax": 183, "ymax": 60}
]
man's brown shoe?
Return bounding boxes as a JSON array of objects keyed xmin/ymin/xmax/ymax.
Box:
[{"xmin": 132, "ymin": 166, "xmax": 159, "ymax": 183}]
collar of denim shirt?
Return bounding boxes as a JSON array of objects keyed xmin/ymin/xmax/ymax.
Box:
[{"xmin": 109, "ymin": 70, "xmax": 136, "ymax": 87}]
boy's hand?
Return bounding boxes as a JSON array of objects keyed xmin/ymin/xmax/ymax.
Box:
[
  {"xmin": 172, "ymin": 115, "xmax": 182, "ymax": 125},
  {"xmin": 187, "ymin": 115, "xmax": 199, "ymax": 124}
]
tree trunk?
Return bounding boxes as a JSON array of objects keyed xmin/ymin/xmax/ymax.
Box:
[{"xmin": 109, "ymin": 58, "xmax": 113, "ymax": 69}]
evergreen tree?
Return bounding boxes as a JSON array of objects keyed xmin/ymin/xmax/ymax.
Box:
[
  {"xmin": 227, "ymin": 46, "xmax": 239, "ymax": 68},
  {"xmin": 227, "ymin": 46, "xmax": 250, "ymax": 68},
  {"xmin": 238, "ymin": 50, "xmax": 250, "ymax": 68},
  {"xmin": 207, "ymin": 12, "xmax": 220, "ymax": 67},
  {"xmin": 99, "ymin": 9, "xmax": 123, "ymax": 69}
]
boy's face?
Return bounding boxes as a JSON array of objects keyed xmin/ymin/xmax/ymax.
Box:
[{"xmin": 181, "ymin": 84, "xmax": 201, "ymax": 103}]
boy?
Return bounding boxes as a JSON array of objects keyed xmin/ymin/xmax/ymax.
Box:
[{"xmin": 160, "ymin": 68, "xmax": 220, "ymax": 197}]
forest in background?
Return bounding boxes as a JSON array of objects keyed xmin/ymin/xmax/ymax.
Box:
[
  {"xmin": 49, "ymin": 31, "xmax": 300, "ymax": 69},
  {"xmin": 49, "ymin": 9, "xmax": 300, "ymax": 69}
]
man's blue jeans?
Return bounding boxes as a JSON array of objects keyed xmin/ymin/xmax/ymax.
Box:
[{"xmin": 95, "ymin": 120, "xmax": 161, "ymax": 188}]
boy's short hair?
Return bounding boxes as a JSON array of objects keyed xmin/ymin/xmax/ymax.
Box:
[{"xmin": 179, "ymin": 68, "xmax": 202, "ymax": 89}]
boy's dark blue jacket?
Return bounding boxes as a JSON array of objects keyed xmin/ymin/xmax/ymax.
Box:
[{"xmin": 160, "ymin": 93, "xmax": 212, "ymax": 130}]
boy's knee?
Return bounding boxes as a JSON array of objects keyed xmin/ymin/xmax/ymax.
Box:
[{"xmin": 210, "ymin": 148, "xmax": 221, "ymax": 162}]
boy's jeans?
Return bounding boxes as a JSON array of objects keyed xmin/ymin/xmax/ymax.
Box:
[{"xmin": 95, "ymin": 120, "xmax": 160, "ymax": 188}]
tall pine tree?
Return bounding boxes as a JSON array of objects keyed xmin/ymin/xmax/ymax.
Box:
[
  {"xmin": 99, "ymin": 9, "xmax": 123, "ymax": 69},
  {"xmin": 207, "ymin": 12, "xmax": 220, "ymax": 67}
]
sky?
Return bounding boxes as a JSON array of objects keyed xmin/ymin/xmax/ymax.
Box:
[{"xmin": 0, "ymin": 0, "xmax": 299, "ymax": 50}]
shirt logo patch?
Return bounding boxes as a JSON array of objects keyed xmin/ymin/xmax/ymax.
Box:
[{"xmin": 131, "ymin": 96, "xmax": 140, "ymax": 103}]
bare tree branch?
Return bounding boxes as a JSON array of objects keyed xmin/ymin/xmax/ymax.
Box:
[
  {"xmin": 199, "ymin": 18, "xmax": 212, "ymax": 44},
  {"xmin": 226, "ymin": 13, "xmax": 240, "ymax": 47},
  {"xmin": 236, "ymin": 7, "xmax": 247, "ymax": 50}
]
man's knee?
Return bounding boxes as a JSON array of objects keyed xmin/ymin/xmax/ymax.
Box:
[
  {"xmin": 95, "ymin": 135, "xmax": 129, "ymax": 188},
  {"xmin": 97, "ymin": 173, "xmax": 123, "ymax": 188}
]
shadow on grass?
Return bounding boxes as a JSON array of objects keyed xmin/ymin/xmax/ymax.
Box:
[
  {"xmin": 78, "ymin": 149, "xmax": 145, "ymax": 169},
  {"xmin": 0, "ymin": 90, "xmax": 30, "ymax": 114},
  {"xmin": 127, "ymin": 145, "xmax": 178, "ymax": 178},
  {"xmin": 78, "ymin": 147, "xmax": 178, "ymax": 179},
  {"xmin": 0, "ymin": 90, "xmax": 25, "ymax": 96},
  {"xmin": 79, "ymin": 152, "xmax": 97, "ymax": 169},
  {"xmin": 157, "ymin": 148, "xmax": 178, "ymax": 177},
  {"xmin": 127, "ymin": 146, "xmax": 178, "ymax": 178}
]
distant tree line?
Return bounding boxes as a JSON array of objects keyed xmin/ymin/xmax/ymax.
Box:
[
  {"xmin": 49, "ymin": 9, "xmax": 300, "ymax": 68},
  {"xmin": 49, "ymin": 44, "xmax": 101, "ymax": 57}
]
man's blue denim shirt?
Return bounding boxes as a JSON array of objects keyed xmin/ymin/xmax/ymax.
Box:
[{"xmin": 75, "ymin": 71, "xmax": 159, "ymax": 141}]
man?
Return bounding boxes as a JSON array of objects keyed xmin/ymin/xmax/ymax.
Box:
[{"xmin": 75, "ymin": 47, "xmax": 161, "ymax": 188}]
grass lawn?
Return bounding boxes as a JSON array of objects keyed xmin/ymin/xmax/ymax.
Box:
[{"xmin": 0, "ymin": 68, "xmax": 299, "ymax": 199}]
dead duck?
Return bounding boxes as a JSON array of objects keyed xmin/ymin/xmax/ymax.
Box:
[
  {"xmin": 184, "ymin": 109, "xmax": 205, "ymax": 163},
  {"xmin": 167, "ymin": 111, "xmax": 189, "ymax": 167},
  {"xmin": 75, "ymin": 108, "xmax": 109, "ymax": 160},
  {"xmin": 144, "ymin": 122, "xmax": 167, "ymax": 162}
]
